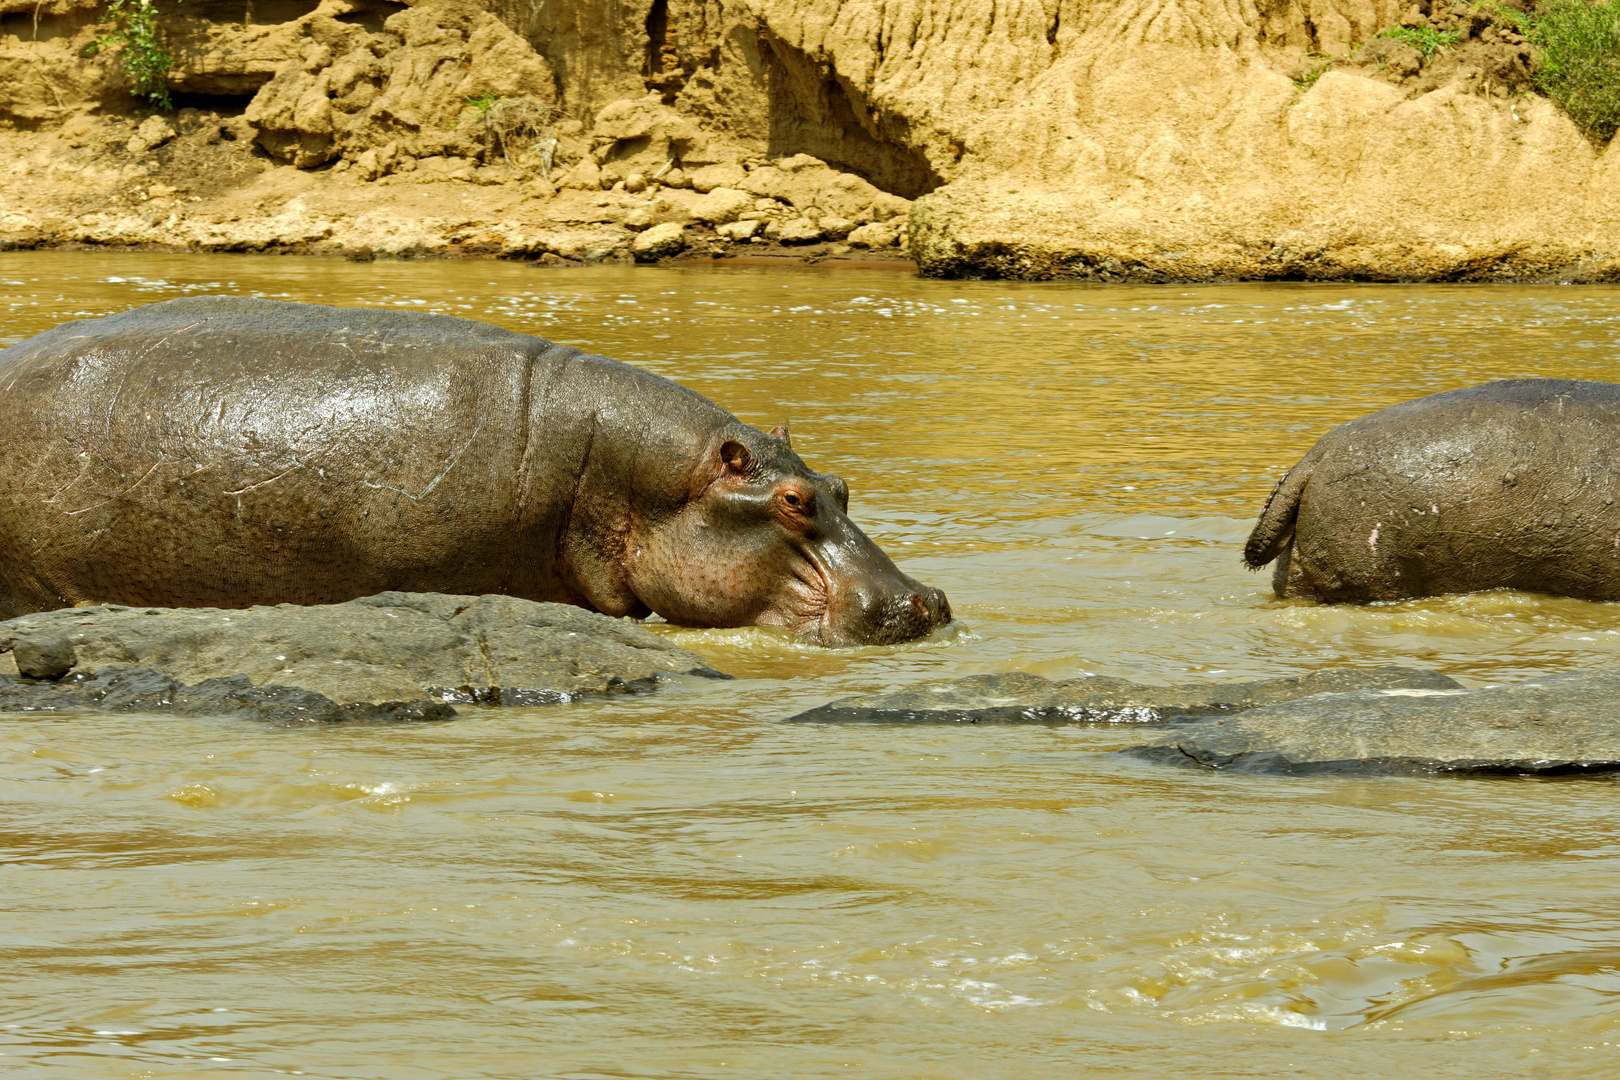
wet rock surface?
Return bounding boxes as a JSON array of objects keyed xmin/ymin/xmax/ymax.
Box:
[
  {"xmin": 0, "ymin": 592, "xmax": 727, "ymax": 723},
  {"xmin": 1125, "ymin": 670, "xmax": 1620, "ymax": 777},
  {"xmin": 791, "ymin": 665, "xmax": 1620, "ymax": 778},
  {"xmin": 0, "ymin": 667, "xmax": 458, "ymax": 725},
  {"xmin": 786, "ymin": 666, "xmax": 1458, "ymax": 724}
]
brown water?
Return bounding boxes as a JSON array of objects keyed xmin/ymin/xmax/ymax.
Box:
[{"xmin": 5, "ymin": 252, "xmax": 1620, "ymax": 1079}]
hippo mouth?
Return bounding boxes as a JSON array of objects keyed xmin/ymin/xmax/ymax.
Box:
[
  {"xmin": 630, "ymin": 548, "xmax": 948, "ymax": 645},
  {"xmin": 757, "ymin": 550, "xmax": 835, "ymax": 643},
  {"xmin": 789, "ymin": 545, "xmax": 951, "ymax": 647},
  {"xmin": 628, "ymin": 530, "xmax": 951, "ymax": 646}
]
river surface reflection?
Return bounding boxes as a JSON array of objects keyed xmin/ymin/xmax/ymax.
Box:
[{"xmin": 4, "ymin": 253, "xmax": 1620, "ymax": 1078}]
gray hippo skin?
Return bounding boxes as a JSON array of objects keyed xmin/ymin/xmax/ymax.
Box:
[
  {"xmin": 0, "ymin": 297, "xmax": 950, "ymax": 645},
  {"xmin": 1245, "ymin": 379, "xmax": 1620, "ymax": 602}
]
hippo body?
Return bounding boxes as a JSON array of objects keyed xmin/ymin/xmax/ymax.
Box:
[
  {"xmin": 0, "ymin": 297, "xmax": 949, "ymax": 645},
  {"xmin": 1245, "ymin": 379, "xmax": 1620, "ymax": 603}
]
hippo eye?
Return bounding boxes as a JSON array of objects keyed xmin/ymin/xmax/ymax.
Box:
[{"xmin": 781, "ymin": 488, "xmax": 816, "ymax": 516}]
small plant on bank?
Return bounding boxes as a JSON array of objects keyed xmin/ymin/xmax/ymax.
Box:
[
  {"xmin": 1291, "ymin": 51, "xmax": 1334, "ymax": 90},
  {"xmin": 1379, "ymin": 24, "xmax": 1462, "ymax": 61},
  {"xmin": 88, "ymin": 0, "xmax": 177, "ymax": 110},
  {"xmin": 464, "ymin": 95, "xmax": 560, "ymax": 180},
  {"xmin": 1529, "ymin": 0, "xmax": 1620, "ymax": 143},
  {"xmin": 1471, "ymin": 0, "xmax": 1532, "ymax": 34}
]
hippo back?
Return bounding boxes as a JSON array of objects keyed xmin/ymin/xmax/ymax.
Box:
[
  {"xmin": 0, "ymin": 297, "xmax": 582, "ymax": 615},
  {"xmin": 1261, "ymin": 378, "xmax": 1620, "ymax": 602}
]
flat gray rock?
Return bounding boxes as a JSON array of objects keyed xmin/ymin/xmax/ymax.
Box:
[
  {"xmin": 0, "ymin": 667, "xmax": 459, "ymax": 725},
  {"xmin": 0, "ymin": 592, "xmax": 728, "ymax": 722},
  {"xmin": 785, "ymin": 666, "xmax": 1458, "ymax": 724},
  {"xmin": 1124, "ymin": 669, "xmax": 1620, "ymax": 776}
]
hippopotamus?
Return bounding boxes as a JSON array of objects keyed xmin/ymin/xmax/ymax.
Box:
[
  {"xmin": 0, "ymin": 296, "xmax": 950, "ymax": 645},
  {"xmin": 1245, "ymin": 379, "xmax": 1620, "ymax": 603}
]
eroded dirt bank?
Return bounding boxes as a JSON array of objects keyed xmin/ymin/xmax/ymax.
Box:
[{"xmin": 1, "ymin": 0, "xmax": 1617, "ymax": 279}]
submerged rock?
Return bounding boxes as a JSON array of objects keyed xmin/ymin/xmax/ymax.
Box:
[
  {"xmin": 786, "ymin": 667, "xmax": 1457, "ymax": 724},
  {"xmin": 0, "ymin": 592, "xmax": 727, "ymax": 723},
  {"xmin": 1124, "ymin": 670, "xmax": 1620, "ymax": 777},
  {"xmin": 0, "ymin": 667, "xmax": 457, "ymax": 725},
  {"xmin": 791, "ymin": 664, "xmax": 1620, "ymax": 778}
]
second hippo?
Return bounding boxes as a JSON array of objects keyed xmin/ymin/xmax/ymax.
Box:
[
  {"xmin": 0, "ymin": 297, "xmax": 951, "ymax": 645},
  {"xmin": 1245, "ymin": 379, "xmax": 1620, "ymax": 603}
]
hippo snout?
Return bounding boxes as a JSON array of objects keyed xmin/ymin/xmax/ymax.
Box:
[{"xmin": 831, "ymin": 581, "xmax": 952, "ymax": 646}]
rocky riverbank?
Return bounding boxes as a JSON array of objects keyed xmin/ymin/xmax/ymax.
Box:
[
  {"xmin": 0, "ymin": 0, "xmax": 916, "ymax": 267},
  {"xmin": 2, "ymin": 0, "xmax": 1617, "ymax": 277},
  {"xmin": 0, "ymin": 101, "xmax": 915, "ymax": 267}
]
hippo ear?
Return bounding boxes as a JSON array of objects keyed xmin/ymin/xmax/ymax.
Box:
[
  {"xmin": 768, "ymin": 423, "xmax": 792, "ymax": 448},
  {"xmin": 825, "ymin": 473, "xmax": 850, "ymax": 512},
  {"xmin": 720, "ymin": 440, "xmax": 753, "ymax": 475}
]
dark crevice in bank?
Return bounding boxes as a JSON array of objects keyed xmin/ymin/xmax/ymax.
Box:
[
  {"xmin": 761, "ymin": 32, "xmax": 942, "ymax": 200},
  {"xmin": 167, "ymin": 92, "xmax": 254, "ymax": 116}
]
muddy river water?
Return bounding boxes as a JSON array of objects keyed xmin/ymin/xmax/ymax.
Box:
[{"xmin": 4, "ymin": 252, "xmax": 1620, "ymax": 1078}]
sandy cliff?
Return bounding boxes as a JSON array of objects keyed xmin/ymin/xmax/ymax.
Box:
[{"xmin": 0, "ymin": 0, "xmax": 1613, "ymax": 279}]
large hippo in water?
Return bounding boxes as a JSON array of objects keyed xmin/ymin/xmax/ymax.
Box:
[
  {"xmin": 0, "ymin": 296, "xmax": 950, "ymax": 645},
  {"xmin": 1245, "ymin": 379, "xmax": 1620, "ymax": 603}
]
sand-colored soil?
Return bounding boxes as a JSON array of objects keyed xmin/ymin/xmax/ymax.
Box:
[{"xmin": 0, "ymin": 0, "xmax": 1614, "ymax": 279}]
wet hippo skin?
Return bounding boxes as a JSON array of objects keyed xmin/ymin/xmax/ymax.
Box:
[
  {"xmin": 1245, "ymin": 379, "xmax": 1620, "ymax": 603},
  {"xmin": 0, "ymin": 297, "xmax": 950, "ymax": 646}
]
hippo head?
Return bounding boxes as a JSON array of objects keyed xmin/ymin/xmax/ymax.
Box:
[{"xmin": 625, "ymin": 424, "xmax": 951, "ymax": 646}]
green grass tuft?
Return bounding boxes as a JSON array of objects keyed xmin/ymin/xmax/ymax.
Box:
[
  {"xmin": 1291, "ymin": 52, "xmax": 1333, "ymax": 91},
  {"xmin": 1472, "ymin": 0, "xmax": 1532, "ymax": 34},
  {"xmin": 1378, "ymin": 24, "xmax": 1462, "ymax": 61}
]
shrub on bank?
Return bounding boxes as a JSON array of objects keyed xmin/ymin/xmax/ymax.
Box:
[
  {"xmin": 89, "ymin": 0, "xmax": 176, "ymax": 111},
  {"xmin": 1529, "ymin": 0, "xmax": 1620, "ymax": 143}
]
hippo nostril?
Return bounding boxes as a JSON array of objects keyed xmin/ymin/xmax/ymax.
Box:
[{"xmin": 900, "ymin": 588, "xmax": 951, "ymax": 630}]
